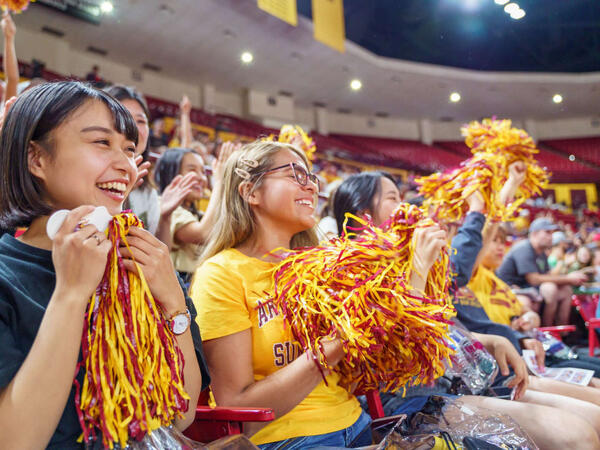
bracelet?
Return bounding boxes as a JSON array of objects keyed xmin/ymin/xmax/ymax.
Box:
[{"xmin": 164, "ymin": 309, "xmax": 189, "ymax": 322}]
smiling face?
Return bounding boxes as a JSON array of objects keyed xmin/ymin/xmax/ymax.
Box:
[
  {"xmin": 179, "ymin": 152, "xmax": 208, "ymax": 202},
  {"xmin": 120, "ymin": 99, "xmax": 149, "ymax": 156},
  {"xmin": 370, "ymin": 176, "xmax": 401, "ymax": 227},
  {"xmin": 29, "ymin": 99, "xmax": 138, "ymax": 216},
  {"xmin": 248, "ymin": 148, "xmax": 318, "ymax": 237}
]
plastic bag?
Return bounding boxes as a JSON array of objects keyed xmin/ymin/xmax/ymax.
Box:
[
  {"xmin": 529, "ymin": 329, "xmax": 577, "ymax": 360},
  {"xmin": 90, "ymin": 426, "xmax": 204, "ymax": 449},
  {"xmin": 444, "ymin": 322, "xmax": 498, "ymax": 395},
  {"xmin": 383, "ymin": 396, "xmax": 538, "ymax": 450},
  {"xmin": 90, "ymin": 426, "xmax": 260, "ymax": 449}
]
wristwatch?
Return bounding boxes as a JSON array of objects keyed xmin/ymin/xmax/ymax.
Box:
[{"xmin": 166, "ymin": 309, "xmax": 191, "ymax": 335}]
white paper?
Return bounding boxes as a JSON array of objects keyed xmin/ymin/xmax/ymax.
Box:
[{"xmin": 522, "ymin": 349, "xmax": 594, "ymax": 386}]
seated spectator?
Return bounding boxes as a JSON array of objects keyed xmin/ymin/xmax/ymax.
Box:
[
  {"xmin": 191, "ymin": 141, "xmax": 384, "ymax": 448},
  {"xmin": 154, "ymin": 144, "xmax": 234, "ymax": 284},
  {"xmin": 548, "ymin": 231, "xmax": 571, "ymax": 274},
  {"xmin": 468, "ymin": 226, "xmax": 542, "ymax": 332},
  {"xmin": 496, "ymin": 218, "xmax": 588, "ymax": 326},
  {"xmin": 85, "ymin": 65, "xmax": 103, "ymax": 86},
  {"xmin": 332, "ymin": 171, "xmax": 600, "ymax": 448},
  {"xmin": 0, "ymin": 81, "xmax": 207, "ymax": 448}
]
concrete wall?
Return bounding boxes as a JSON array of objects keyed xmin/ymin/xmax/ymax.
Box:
[{"xmin": 10, "ymin": 27, "xmax": 600, "ymax": 142}]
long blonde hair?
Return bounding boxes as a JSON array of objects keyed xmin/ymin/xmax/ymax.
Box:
[{"xmin": 200, "ymin": 140, "xmax": 319, "ymax": 264}]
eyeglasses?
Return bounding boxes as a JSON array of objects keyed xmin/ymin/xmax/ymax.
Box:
[{"xmin": 258, "ymin": 162, "xmax": 320, "ymax": 191}]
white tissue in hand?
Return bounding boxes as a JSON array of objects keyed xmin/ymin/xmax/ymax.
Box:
[{"xmin": 46, "ymin": 206, "xmax": 113, "ymax": 240}]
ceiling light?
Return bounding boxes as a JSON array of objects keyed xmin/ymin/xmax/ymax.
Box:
[
  {"xmin": 100, "ymin": 1, "xmax": 113, "ymax": 13},
  {"xmin": 449, "ymin": 92, "xmax": 461, "ymax": 103},
  {"xmin": 350, "ymin": 79, "xmax": 362, "ymax": 91},
  {"xmin": 504, "ymin": 3, "xmax": 520, "ymax": 14},
  {"xmin": 494, "ymin": 0, "xmax": 510, "ymax": 4},
  {"xmin": 553, "ymin": 94, "xmax": 563, "ymax": 104},
  {"xmin": 569, "ymin": 154, "xmax": 576, "ymax": 162},
  {"xmin": 510, "ymin": 9, "xmax": 526, "ymax": 19},
  {"xmin": 241, "ymin": 52, "xmax": 253, "ymax": 64}
]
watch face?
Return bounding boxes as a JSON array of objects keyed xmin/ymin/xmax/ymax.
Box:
[{"xmin": 172, "ymin": 313, "xmax": 190, "ymax": 334}]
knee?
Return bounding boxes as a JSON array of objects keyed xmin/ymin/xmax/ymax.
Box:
[
  {"xmin": 540, "ymin": 282, "xmax": 558, "ymax": 302},
  {"xmin": 517, "ymin": 294, "xmax": 533, "ymax": 311},
  {"xmin": 559, "ymin": 285, "xmax": 573, "ymax": 299},
  {"xmin": 558, "ymin": 413, "xmax": 600, "ymax": 448}
]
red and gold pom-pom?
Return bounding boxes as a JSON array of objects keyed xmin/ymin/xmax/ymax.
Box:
[
  {"xmin": 74, "ymin": 213, "xmax": 189, "ymax": 449},
  {"xmin": 264, "ymin": 124, "xmax": 316, "ymax": 163},
  {"xmin": 416, "ymin": 118, "xmax": 549, "ymax": 223},
  {"xmin": 270, "ymin": 204, "xmax": 455, "ymax": 393},
  {"xmin": 0, "ymin": 0, "xmax": 34, "ymax": 13}
]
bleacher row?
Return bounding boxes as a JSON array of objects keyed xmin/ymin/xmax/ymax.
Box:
[
  {"xmin": 17, "ymin": 60, "xmax": 600, "ymax": 182},
  {"xmin": 144, "ymin": 95, "xmax": 600, "ymax": 183}
]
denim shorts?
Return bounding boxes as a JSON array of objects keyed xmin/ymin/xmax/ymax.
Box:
[{"xmin": 258, "ymin": 410, "xmax": 372, "ymax": 449}]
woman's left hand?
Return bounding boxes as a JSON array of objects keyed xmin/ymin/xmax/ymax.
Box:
[
  {"xmin": 119, "ymin": 226, "xmax": 186, "ymax": 314},
  {"xmin": 478, "ymin": 333, "xmax": 529, "ymax": 401}
]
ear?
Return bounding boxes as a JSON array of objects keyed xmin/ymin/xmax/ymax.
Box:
[
  {"xmin": 238, "ymin": 181, "xmax": 261, "ymax": 206},
  {"xmin": 27, "ymin": 141, "xmax": 49, "ymax": 181},
  {"xmin": 357, "ymin": 208, "xmax": 371, "ymax": 219}
]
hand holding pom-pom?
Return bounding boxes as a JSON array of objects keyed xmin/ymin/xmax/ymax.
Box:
[{"xmin": 411, "ymin": 225, "xmax": 447, "ymax": 291}]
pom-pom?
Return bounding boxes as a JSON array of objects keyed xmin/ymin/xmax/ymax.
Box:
[
  {"xmin": 0, "ymin": 0, "xmax": 34, "ymax": 13},
  {"xmin": 270, "ymin": 204, "xmax": 455, "ymax": 393},
  {"xmin": 264, "ymin": 124, "xmax": 316, "ymax": 162},
  {"xmin": 417, "ymin": 118, "xmax": 549, "ymax": 222},
  {"xmin": 74, "ymin": 213, "xmax": 189, "ymax": 448}
]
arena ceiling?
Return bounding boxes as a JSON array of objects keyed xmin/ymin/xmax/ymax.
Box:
[
  {"xmin": 298, "ymin": 0, "xmax": 600, "ymax": 73},
  {"xmin": 15, "ymin": 0, "xmax": 600, "ymax": 122}
]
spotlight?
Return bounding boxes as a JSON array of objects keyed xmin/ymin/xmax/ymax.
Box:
[
  {"xmin": 241, "ymin": 52, "xmax": 254, "ymax": 64},
  {"xmin": 569, "ymin": 154, "xmax": 576, "ymax": 162},
  {"xmin": 510, "ymin": 9, "xmax": 526, "ymax": 19},
  {"xmin": 350, "ymin": 79, "xmax": 362, "ymax": 91},
  {"xmin": 100, "ymin": 1, "xmax": 113, "ymax": 13},
  {"xmin": 504, "ymin": 3, "xmax": 520, "ymax": 14},
  {"xmin": 449, "ymin": 92, "xmax": 461, "ymax": 103},
  {"xmin": 494, "ymin": 0, "xmax": 510, "ymax": 4},
  {"xmin": 553, "ymin": 94, "xmax": 563, "ymax": 104}
]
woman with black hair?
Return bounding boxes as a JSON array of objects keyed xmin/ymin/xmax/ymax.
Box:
[
  {"xmin": 104, "ymin": 85, "xmax": 209, "ymax": 253},
  {"xmin": 332, "ymin": 171, "xmax": 600, "ymax": 448},
  {"xmin": 0, "ymin": 81, "xmax": 207, "ymax": 448},
  {"xmin": 333, "ymin": 170, "xmax": 400, "ymax": 233},
  {"xmin": 102, "ymin": 86, "xmax": 159, "ymax": 230},
  {"xmin": 154, "ymin": 144, "xmax": 235, "ymax": 283}
]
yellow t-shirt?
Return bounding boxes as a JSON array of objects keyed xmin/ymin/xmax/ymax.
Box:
[
  {"xmin": 190, "ymin": 248, "xmax": 362, "ymax": 445},
  {"xmin": 467, "ymin": 265, "xmax": 522, "ymax": 326}
]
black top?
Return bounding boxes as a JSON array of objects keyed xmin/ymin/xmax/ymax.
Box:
[
  {"xmin": 496, "ymin": 239, "xmax": 549, "ymax": 288},
  {"xmin": 0, "ymin": 234, "xmax": 210, "ymax": 448}
]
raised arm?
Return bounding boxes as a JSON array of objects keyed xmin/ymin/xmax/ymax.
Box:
[
  {"xmin": 174, "ymin": 142, "xmax": 238, "ymax": 246},
  {"xmin": 179, "ymin": 95, "xmax": 193, "ymax": 149},
  {"xmin": 1, "ymin": 11, "xmax": 18, "ymax": 104}
]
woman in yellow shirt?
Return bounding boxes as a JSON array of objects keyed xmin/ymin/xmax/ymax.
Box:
[
  {"xmin": 469, "ymin": 226, "xmax": 541, "ymax": 331},
  {"xmin": 190, "ymin": 140, "xmax": 445, "ymax": 448}
]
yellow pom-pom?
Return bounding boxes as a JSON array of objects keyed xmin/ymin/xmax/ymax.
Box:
[
  {"xmin": 270, "ymin": 204, "xmax": 455, "ymax": 393},
  {"xmin": 417, "ymin": 118, "xmax": 549, "ymax": 222}
]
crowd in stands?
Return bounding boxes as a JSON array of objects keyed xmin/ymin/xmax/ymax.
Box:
[{"xmin": 3, "ymin": 9, "xmax": 600, "ymax": 450}]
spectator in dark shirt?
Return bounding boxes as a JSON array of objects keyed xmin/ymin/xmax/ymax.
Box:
[
  {"xmin": 497, "ymin": 218, "xmax": 588, "ymax": 326},
  {"xmin": 85, "ymin": 65, "xmax": 103, "ymax": 86}
]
